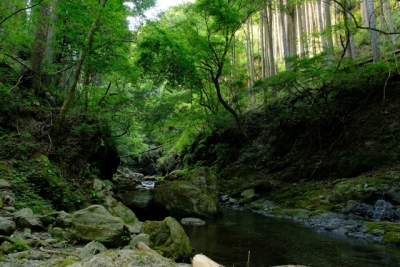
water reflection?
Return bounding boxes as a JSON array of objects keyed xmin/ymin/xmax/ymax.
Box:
[{"xmin": 182, "ymin": 209, "xmax": 400, "ymax": 267}]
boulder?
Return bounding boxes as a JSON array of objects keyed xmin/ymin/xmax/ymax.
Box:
[
  {"xmin": 154, "ymin": 167, "xmax": 221, "ymax": 219},
  {"xmin": 121, "ymin": 189, "xmax": 154, "ymax": 211},
  {"xmin": 240, "ymin": 188, "xmax": 258, "ymax": 204},
  {"xmin": 0, "ymin": 241, "xmax": 14, "ymax": 253},
  {"xmin": 128, "ymin": 233, "xmax": 150, "ymax": 247},
  {"xmin": 71, "ymin": 205, "xmax": 130, "ymax": 248},
  {"xmin": 119, "ymin": 167, "xmax": 144, "ymax": 181},
  {"xmin": 56, "ymin": 211, "xmax": 73, "ymax": 228},
  {"xmin": 68, "ymin": 248, "xmax": 177, "ymax": 267},
  {"xmin": 103, "ymin": 196, "xmax": 139, "ymax": 225},
  {"xmin": 39, "ymin": 211, "xmax": 72, "ymax": 228},
  {"xmin": 0, "ymin": 217, "xmax": 15, "ymax": 236},
  {"xmin": 78, "ymin": 241, "xmax": 107, "ymax": 260},
  {"xmin": 0, "ymin": 190, "xmax": 15, "ymax": 207},
  {"xmin": 92, "ymin": 179, "xmax": 114, "ymax": 199},
  {"xmin": 141, "ymin": 216, "xmax": 192, "ymax": 260},
  {"xmin": 13, "ymin": 208, "xmax": 43, "ymax": 230}
]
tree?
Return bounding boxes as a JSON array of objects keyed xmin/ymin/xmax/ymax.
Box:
[
  {"xmin": 366, "ymin": 0, "xmax": 380, "ymax": 62},
  {"xmin": 30, "ymin": 0, "xmax": 51, "ymax": 95}
]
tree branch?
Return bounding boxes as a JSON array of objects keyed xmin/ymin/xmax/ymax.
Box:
[{"xmin": 0, "ymin": 0, "xmax": 44, "ymax": 25}]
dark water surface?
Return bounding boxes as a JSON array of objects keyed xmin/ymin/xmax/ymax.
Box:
[{"xmin": 182, "ymin": 209, "xmax": 400, "ymax": 267}]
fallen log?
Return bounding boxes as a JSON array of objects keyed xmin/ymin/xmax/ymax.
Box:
[{"xmin": 191, "ymin": 254, "xmax": 225, "ymax": 267}]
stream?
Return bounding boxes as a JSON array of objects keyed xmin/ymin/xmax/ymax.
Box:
[{"xmin": 182, "ymin": 208, "xmax": 400, "ymax": 267}]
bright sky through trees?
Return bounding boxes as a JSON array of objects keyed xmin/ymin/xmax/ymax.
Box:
[{"xmin": 126, "ymin": 0, "xmax": 193, "ymax": 29}]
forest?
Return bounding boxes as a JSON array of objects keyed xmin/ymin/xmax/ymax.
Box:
[{"xmin": 0, "ymin": 0, "xmax": 400, "ymax": 265}]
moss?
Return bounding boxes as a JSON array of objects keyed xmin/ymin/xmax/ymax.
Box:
[
  {"xmin": 365, "ymin": 221, "xmax": 400, "ymax": 245},
  {"xmin": 383, "ymin": 232, "xmax": 400, "ymax": 245},
  {"xmin": 44, "ymin": 258, "xmax": 79, "ymax": 267},
  {"xmin": 34, "ymin": 154, "xmax": 61, "ymax": 187}
]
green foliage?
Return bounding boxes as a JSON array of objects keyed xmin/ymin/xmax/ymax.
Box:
[{"xmin": 10, "ymin": 237, "xmax": 30, "ymax": 252}]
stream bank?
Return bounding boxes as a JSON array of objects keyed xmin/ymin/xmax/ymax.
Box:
[{"xmin": 219, "ymin": 169, "xmax": 400, "ymax": 246}]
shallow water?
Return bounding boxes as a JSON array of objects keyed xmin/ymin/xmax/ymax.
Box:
[{"xmin": 182, "ymin": 209, "xmax": 400, "ymax": 267}]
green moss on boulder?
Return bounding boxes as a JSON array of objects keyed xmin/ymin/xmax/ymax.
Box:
[{"xmin": 141, "ymin": 216, "xmax": 192, "ymax": 261}]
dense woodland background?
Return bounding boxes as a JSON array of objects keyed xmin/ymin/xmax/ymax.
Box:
[{"xmin": 0, "ymin": 0, "xmax": 399, "ymax": 212}]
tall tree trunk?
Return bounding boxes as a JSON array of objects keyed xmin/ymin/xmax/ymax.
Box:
[
  {"xmin": 366, "ymin": 0, "xmax": 380, "ymax": 62},
  {"xmin": 44, "ymin": 0, "xmax": 59, "ymax": 64},
  {"xmin": 30, "ymin": 0, "xmax": 51, "ymax": 95},
  {"xmin": 384, "ymin": 0, "xmax": 395, "ymax": 43},
  {"xmin": 245, "ymin": 17, "xmax": 255, "ymax": 105},
  {"xmin": 260, "ymin": 10, "xmax": 266, "ymax": 80},
  {"xmin": 317, "ymin": 0, "xmax": 326, "ymax": 54},
  {"xmin": 361, "ymin": 0, "xmax": 369, "ymax": 27},
  {"xmin": 52, "ymin": 0, "xmax": 108, "ymax": 138},
  {"xmin": 266, "ymin": 2, "xmax": 275, "ymax": 77},
  {"xmin": 296, "ymin": 4, "xmax": 304, "ymax": 57},
  {"xmin": 280, "ymin": 0, "xmax": 290, "ymax": 70},
  {"xmin": 301, "ymin": 3, "xmax": 309, "ymax": 58},
  {"xmin": 324, "ymin": 0, "xmax": 334, "ymax": 59}
]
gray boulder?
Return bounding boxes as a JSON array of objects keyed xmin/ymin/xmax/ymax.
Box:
[
  {"xmin": 141, "ymin": 216, "xmax": 192, "ymax": 260},
  {"xmin": 71, "ymin": 205, "xmax": 130, "ymax": 248},
  {"xmin": 13, "ymin": 208, "xmax": 43, "ymax": 230},
  {"xmin": 0, "ymin": 217, "xmax": 15, "ymax": 235},
  {"xmin": 154, "ymin": 167, "xmax": 221, "ymax": 219}
]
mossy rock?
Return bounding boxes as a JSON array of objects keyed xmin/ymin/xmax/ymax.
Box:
[
  {"xmin": 71, "ymin": 205, "xmax": 131, "ymax": 248},
  {"xmin": 34, "ymin": 154, "xmax": 61, "ymax": 187},
  {"xmin": 103, "ymin": 196, "xmax": 139, "ymax": 225},
  {"xmin": 365, "ymin": 221, "xmax": 400, "ymax": 245},
  {"xmin": 141, "ymin": 216, "xmax": 192, "ymax": 261}
]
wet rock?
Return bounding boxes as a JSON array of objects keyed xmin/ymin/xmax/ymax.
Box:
[
  {"xmin": 71, "ymin": 205, "xmax": 130, "ymax": 248},
  {"xmin": 141, "ymin": 216, "xmax": 192, "ymax": 260},
  {"xmin": 343, "ymin": 200, "xmax": 398, "ymax": 221},
  {"xmin": 220, "ymin": 195, "xmax": 230, "ymax": 202},
  {"xmin": 180, "ymin": 217, "xmax": 206, "ymax": 226},
  {"xmin": 13, "ymin": 208, "xmax": 43, "ymax": 230},
  {"xmin": 0, "ymin": 217, "xmax": 16, "ymax": 235}
]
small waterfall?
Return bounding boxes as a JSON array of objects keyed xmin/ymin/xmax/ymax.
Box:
[
  {"xmin": 135, "ymin": 180, "xmax": 155, "ymax": 189},
  {"xmin": 372, "ymin": 199, "xmax": 388, "ymax": 221}
]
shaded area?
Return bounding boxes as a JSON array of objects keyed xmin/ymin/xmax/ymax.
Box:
[{"xmin": 183, "ymin": 209, "xmax": 400, "ymax": 267}]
